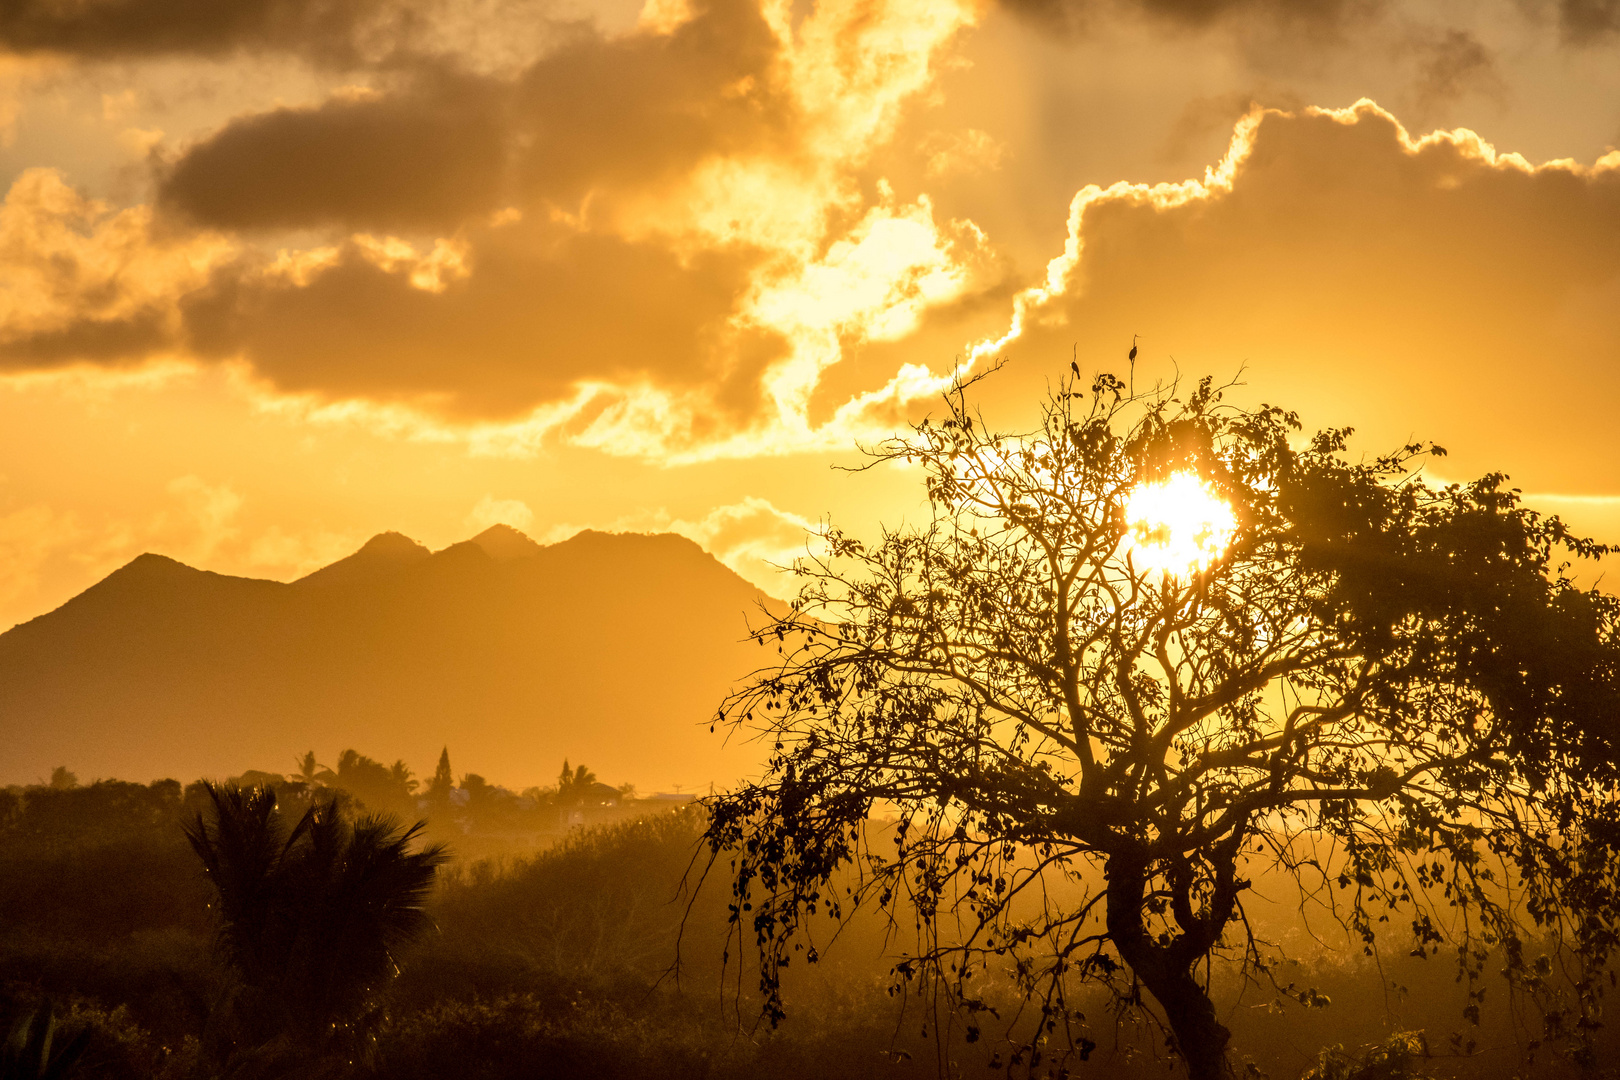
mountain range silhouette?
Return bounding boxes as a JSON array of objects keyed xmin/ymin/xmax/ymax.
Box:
[{"xmin": 0, "ymin": 526, "xmax": 776, "ymax": 789}]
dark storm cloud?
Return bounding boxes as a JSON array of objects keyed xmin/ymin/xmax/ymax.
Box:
[
  {"xmin": 1004, "ymin": 0, "xmax": 1620, "ymax": 49},
  {"xmin": 999, "ymin": 0, "xmax": 1380, "ymax": 35},
  {"xmin": 156, "ymin": 0, "xmax": 785, "ymax": 232},
  {"xmin": 158, "ymin": 77, "xmax": 509, "ymax": 232},
  {"xmin": 0, "ymin": 0, "xmax": 949, "ymax": 438},
  {"xmin": 179, "ymin": 225, "xmax": 785, "ymax": 418},
  {"xmin": 0, "ymin": 0, "xmax": 411, "ymax": 61},
  {"xmin": 134, "ymin": 0, "xmax": 795, "ymax": 420},
  {"xmin": 512, "ymin": 0, "xmax": 787, "ymax": 205},
  {"xmin": 1556, "ymin": 0, "xmax": 1620, "ymax": 42},
  {"xmin": 0, "ymin": 310, "xmax": 171, "ymax": 368}
]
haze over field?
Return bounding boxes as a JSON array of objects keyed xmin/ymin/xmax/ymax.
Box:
[{"xmin": 0, "ymin": 0, "xmax": 1617, "ymax": 636}]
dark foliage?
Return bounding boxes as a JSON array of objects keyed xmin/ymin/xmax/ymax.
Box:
[
  {"xmin": 1299, "ymin": 1031, "xmax": 1429, "ymax": 1080},
  {"xmin": 0, "ymin": 780, "xmax": 210, "ymax": 943},
  {"xmin": 183, "ymin": 782, "xmax": 448, "ymax": 1068},
  {"xmin": 5, "ymin": 769, "xmax": 1620, "ymax": 1078},
  {"xmin": 366, "ymin": 996, "xmax": 720, "ymax": 1080},
  {"xmin": 1, "ymin": 999, "xmax": 89, "ymax": 1080},
  {"xmin": 393, "ymin": 806, "xmax": 720, "ymax": 1009},
  {"xmin": 332, "ymin": 751, "xmax": 418, "ymax": 820}
]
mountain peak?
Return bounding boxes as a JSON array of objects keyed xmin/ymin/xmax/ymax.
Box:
[
  {"xmin": 295, "ymin": 531, "xmax": 430, "ymax": 588},
  {"xmin": 358, "ymin": 531, "xmax": 430, "ymax": 558},
  {"xmin": 65, "ymin": 552, "xmax": 205, "ymax": 599},
  {"xmin": 116, "ymin": 552, "xmax": 200, "ymax": 578},
  {"xmin": 468, "ymin": 524, "xmax": 545, "ymax": 561}
]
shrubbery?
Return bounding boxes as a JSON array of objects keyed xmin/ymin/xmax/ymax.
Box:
[
  {"xmin": 368, "ymin": 996, "xmax": 723, "ymax": 1080},
  {"xmin": 3, "ymin": 767, "xmax": 1616, "ymax": 1079}
]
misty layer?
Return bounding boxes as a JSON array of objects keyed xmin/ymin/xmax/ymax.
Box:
[{"xmin": 6, "ymin": 783, "xmax": 1604, "ymax": 1079}]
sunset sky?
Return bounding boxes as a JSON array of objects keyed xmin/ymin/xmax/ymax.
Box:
[{"xmin": 2, "ymin": 0, "xmax": 1618, "ymax": 630}]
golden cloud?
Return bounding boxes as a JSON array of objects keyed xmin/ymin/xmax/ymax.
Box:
[
  {"xmin": 0, "ymin": 0, "xmax": 992, "ymax": 462},
  {"xmin": 0, "ymin": 169, "xmax": 234, "ymax": 369},
  {"xmin": 974, "ymin": 100, "xmax": 1620, "ymax": 489}
]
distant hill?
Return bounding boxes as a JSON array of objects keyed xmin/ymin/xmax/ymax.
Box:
[{"xmin": 0, "ymin": 527, "xmax": 778, "ymax": 790}]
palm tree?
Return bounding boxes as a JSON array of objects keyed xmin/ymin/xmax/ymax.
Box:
[
  {"xmin": 281, "ymin": 809, "xmax": 445, "ymax": 1040},
  {"xmin": 290, "ymin": 751, "xmax": 324, "ymax": 787},
  {"xmin": 556, "ymin": 761, "xmax": 597, "ymax": 805},
  {"xmin": 184, "ymin": 785, "xmax": 304, "ymax": 1004},
  {"xmin": 184, "ymin": 782, "xmax": 447, "ymax": 1064},
  {"xmin": 388, "ymin": 760, "xmax": 417, "ymax": 795}
]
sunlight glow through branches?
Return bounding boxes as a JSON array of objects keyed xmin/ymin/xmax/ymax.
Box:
[{"xmin": 1123, "ymin": 472, "xmax": 1236, "ymax": 577}]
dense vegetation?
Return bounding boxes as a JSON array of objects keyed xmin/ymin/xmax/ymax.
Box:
[{"xmin": 2, "ymin": 757, "xmax": 1618, "ymax": 1078}]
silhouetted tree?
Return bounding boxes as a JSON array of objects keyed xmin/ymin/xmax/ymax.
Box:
[
  {"xmin": 427, "ymin": 748, "xmax": 454, "ymax": 814},
  {"xmin": 46, "ymin": 767, "xmax": 75, "ymax": 791},
  {"xmin": 333, "ymin": 749, "xmax": 416, "ymax": 816},
  {"xmin": 459, "ymin": 773, "xmax": 495, "ymax": 806},
  {"xmin": 704, "ymin": 370, "xmax": 1620, "ymax": 1079},
  {"xmin": 557, "ymin": 761, "xmax": 598, "ymax": 806},
  {"xmin": 184, "ymin": 783, "xmax": 447, "ymax": 1067},
  {"xmin": 390, "ymin": 759, "xmax": 417, "ymax": 794},
  {"xmin": 291, "ymin": 751, "xmax": 324, "ymax": 787}
]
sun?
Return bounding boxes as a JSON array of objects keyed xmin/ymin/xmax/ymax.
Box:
[{"xmin": 1123, "ymin": 472, "xmax": 1237, "ymax": 577}]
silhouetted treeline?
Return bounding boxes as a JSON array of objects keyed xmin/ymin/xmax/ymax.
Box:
[
  {"xmin": 228, "ymin": 748, "xmax": 668, "ymax": 861},
  {"xmin": 3, "ymin": 765, "xmax": 1618, "ymax": 1079}
]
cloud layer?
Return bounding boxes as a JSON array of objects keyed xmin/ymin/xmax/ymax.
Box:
[
  {"xmin": 1, "ymin": 0, "xmax": 1618, "ymax": 481},
  {"xmin": 0, "ymin": 0, "xmax": 991, "ymax": 457}
]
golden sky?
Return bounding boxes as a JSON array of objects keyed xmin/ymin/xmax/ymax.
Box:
[{"xmin": 1, "ymin": 0, "xmax": 1618, "ymax": 630}]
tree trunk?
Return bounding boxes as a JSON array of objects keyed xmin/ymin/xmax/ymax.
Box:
[
  {"xmin": 1134, "ymin": 962, "xmax": 1233, "ymax": 1080},
  {"xmin": 1106, "ymin": 854, "xmax": 1233, "ymax": 1080}
]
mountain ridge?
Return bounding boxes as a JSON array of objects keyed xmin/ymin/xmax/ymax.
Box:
[{"xmin": 0, "ymin": 528, "xmax": 774, "ymax": 790}]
